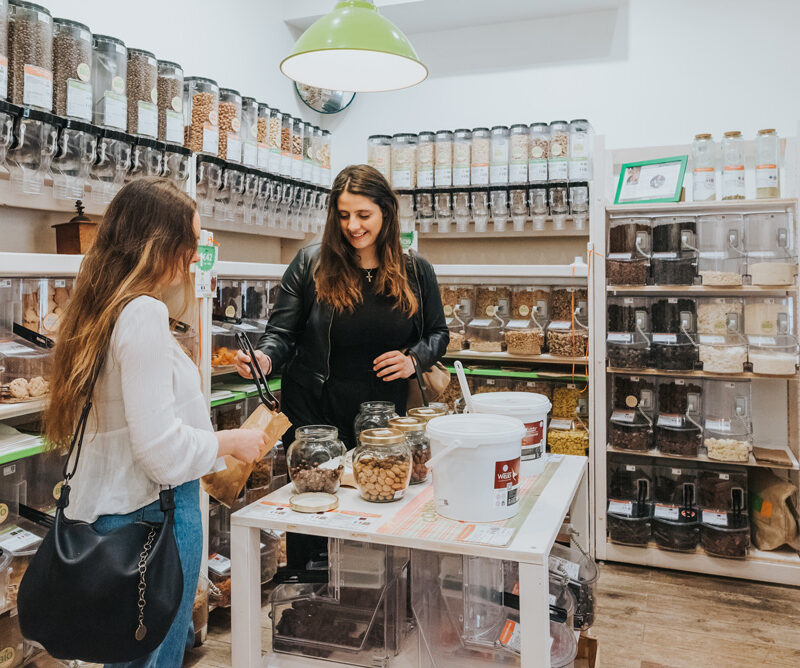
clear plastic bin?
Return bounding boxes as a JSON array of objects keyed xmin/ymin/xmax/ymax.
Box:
[
  {"xmin": 19, "ymin": 277, "xmax": 72, "ymax": 340},
  {"xmin": 90, "ymin": 127, "xmax": 132, "ymax": 203},
  {"xmin": 547, "ymin": 418, "xmax": 588, "ymax": 456},
  {"xmin": 8, "ymin": 107, "xmax": 58, "ymax": 195},
  {"xmin": 698, "ymin": 332, "xmax": 747, "ymax": 374},
  {"xmin": 466, "ymin": 318, "xmax": 504, "ymax": 352},
  {"xmin": 698, "ymin": 469, "xmax": 747, "ymax": 512},
  {"xmin": 654, "ymin": 421, "xmax": 702, "ymax": 457},
  {"xmin": 51, "ymin": 119, "xmax": 98, "ymax": 200},
  {"xmin": 607, "ymin": 458, "xmax": 651, "ymax": 501},
  {"xmin": 0, "ymin": 517, "xmax": 46, "ymax": 609},
  {"xmin": 92, "ymin": 34, "xmax": 127, "ymax": 131},
  {"xmin": 748, "ymin": 334, "xmax": 798, "ymax": 376},
  {"xmin": 607, "ymin": 501, "xmax": 652, "ymax": 547},
  {"xmin": 551, "ymin": 287, "xmax": 587, "ymax": 322},
  {"xmin": 162, "ymin": 142, "xmax": 190, "ymax": 184},
  {"xmin": 653, "ymin": 509, "xmax": 699, "ymax": 553},
  {"xmin": 128, "ymin": 136, "xmax": 162, "ymax": 180},
  {"xmin": 504, "ymin": 320, "xmax": 545, "ymax": 356},
  {"xmin": 650, "ymin": 333, "xmax": 697, "ymax": 371},
  {"xmin": 745, "ymin": 212, "xmax": 796, "ymax": 286},
  {"xmin": 701, "ymin": 512, "xmax": 749, "ymax": 559},
  {"xmin": 210, "ymin": 324, "xmax": 238, "ymax": 369},
  {"xmin": 547, "ymin": 321, "xmax": 588, "ymax": 358},
  {"xmin": 608, "ymin": 416, "xmax": 652, "ymax": 452},
  {"xmin": 0, "ymin": 603, "xmax": 26, "ymax": 665},
  {"xmin": 703, "ymin": 379, "xmax": 752, "ymax": 462},
  {"xmin": 696, "ymin": 214, "xmax": 745, "ymax": 286}
]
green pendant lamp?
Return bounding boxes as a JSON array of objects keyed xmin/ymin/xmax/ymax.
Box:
[{"xmin": 281, "ymin": 0, "xmax": 427, "ymax": 93}]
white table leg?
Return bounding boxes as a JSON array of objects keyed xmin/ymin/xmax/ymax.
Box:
[
  {"xmin": 570, "ymin": 466, "xmax": 591, "ymax": 554},
  {"xmin": 519, "ymin": 560, "xmax": 550, "ymax": 668},
  {"xmin": 231, "ymin": 523, "xmax": 262, "ymax": 668}
]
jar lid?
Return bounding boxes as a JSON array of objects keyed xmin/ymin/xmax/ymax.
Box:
[
  {"xmin": 724, "ymin": 130, "xmax": 742, "ymax": 138},
  {"xmin": 408, "ymin": 406, "xmax": 448, "ymax": 422},
  {"xmin": 472, "ymin": 127, "xmax": 490, "ymax": 133},
  {"xmin": 694, "ymin": 133, "xmax": 712, "ymax": 140},
  {"xmin": 359, "ymin": 400, "xmax": 395, "ymax": 411},
  {"xmin": 758, "ymin": 128, "xmax": 776, "ymax": 135},
  {"xmin": 470, "ymin": 391, "xmax": 552, "ymax": 417},
  {"xmin": 242, "ymin": 96, "xmax": 257, "ymax": 104},
  {"xmin": 510, "ymin": 124, "xmax": 528, "ymax": 131},
  {"xmin": 418, "ymin": 131, "xmax": 435, "ymax": 139},
  {"xmin": 392, "ymin": 132, "xmax": 416, "ymax": 139},
  {"xmin": 296, "ymin": 424, "xmax": 339, "ymax": 440},
  {"xmin": 157, "ymin": 60, "xmax": 183, "ymax": 71},
  {"xmin": 435, "ymin": 130, "xmax": 453, "ymax": 136},
  {"xmin": 549, "ymin": 120, "xmax": 569, "ymax": 126},
  {"xmin": 128, "ymin": 47, "xmax": 156, "ymax": 59},
  {"xmin": 570, "ymin": 118, "xmax": 590, "ymax": 124},
  {"xmin": 359, "ymin": 428, "xmax": 405, "ymax": 445},
  {"xmin": 490, "ymin": 125, "xmax": 509, "ymax": 132},
  {"xmin": 53, "ymin": 17, "xmax": 90, "ymax": 31},
  {"xmin": 10, "ymin": 0, "xmax": 50, "ymax": 14},
  {"xmin": 185, "ymin": 75, "xmax": 218, "ymax": 87},
  {"xmin": 530, "ymin": 122, "xmax": 548, "ymax": 129},
  {"xmin": 453, "ymin": 128, "xmax": 471, "ymax": 135},
  {"xmin": 387, "ymin": 416, "xmax": 425, "ymax": 433},
  {"xmin": 94, "ymin": 33, "xmax": 125, "ymax": 47},
  {"xmin": 369, "ymin": 134, "xmax": 391, "ymax": 140},
  {"xmin": 290, "ymin": 492, "xmax": 339, "ymax": 513}
]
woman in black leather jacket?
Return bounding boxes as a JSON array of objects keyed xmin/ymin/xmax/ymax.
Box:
[{"xmin": 235, "ymin": 164, "xmax": 449, "ymax": 451}]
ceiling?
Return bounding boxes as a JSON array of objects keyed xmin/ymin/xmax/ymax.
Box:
[{"xmin": 282, "ymin": 0, "xmax": 623, "ymax": 34}]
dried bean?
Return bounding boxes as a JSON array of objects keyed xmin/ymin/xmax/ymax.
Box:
[
  {"xmin": 53, "ymin": 22, "xmax": 92, "ymax": 119},
  {"xmin": 9, "ymin": 5, "xmax": 53, "ymax": 109},
  {"xmin": 289, "ymin": 463, "xmax": 343, "ymax": 494},
  {"xmin": 185, "ymin": 92, "xmax": 216, "ymax": 153},
  {"xmin": 127, "ymin": 49, "xmax": 157, "ymax": 136},
  {"xmin": 218, "ymin": 101, "xmax": 238, "ymax": 160}
]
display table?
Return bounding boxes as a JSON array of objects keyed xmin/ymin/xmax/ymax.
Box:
[{"xmin": 230, "ymin": 453, "xmax": 589, "ymax": 668}]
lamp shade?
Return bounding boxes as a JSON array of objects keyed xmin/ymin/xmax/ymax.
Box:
[{"xmin": 281, "ymin": 0, "xmax": 427, "ymax": 93}]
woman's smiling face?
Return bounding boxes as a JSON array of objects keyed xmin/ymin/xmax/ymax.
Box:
[{"xmin": 338, "ymin": 189, "xmax": 383, "ymax": 252}]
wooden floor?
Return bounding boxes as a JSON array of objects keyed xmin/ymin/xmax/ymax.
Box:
[{"xmin": 181, "ymin": 562, "xmax": 800, "ymax": 668}]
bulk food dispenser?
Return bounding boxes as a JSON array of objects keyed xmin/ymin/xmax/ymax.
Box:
[
  {"xmin": 8, "ymin": 106, "xmax": 59, "ymax": 194},
  {"xmin": 703, "ymin": 380, "xmax": 752, "ymax": 463},
  {"xmin": 50, "ymin": 118, "xmax": 98, "ymax": 200},
  {"xmin": 655, "ymin": 378, "xmax": 703, "ymax": 456},
  {"xmin": 606, "ymin": 297, "xmax": 650, "ymax": 369},
  {"xmin": 744, "ymin": 212, "xmax": 796, "ymax": 286},
  {"xmin": 90, "ymin": 127, "xmax": 132, "ymax": 204},
  {"xmin": 607, "ymin": 217, "xmax": 651, "ymax": 286},
  {"xmin": 696, "ymin": 214, "xmax": 745, "ymax": 286}
]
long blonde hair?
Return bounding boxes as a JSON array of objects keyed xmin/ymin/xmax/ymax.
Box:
[{"xmin": 44, "ymin": 178, "xmax": 197, "ymax": 451}]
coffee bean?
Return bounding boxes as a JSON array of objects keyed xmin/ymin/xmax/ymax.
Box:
[{"xmin": 9, "ymin": 1, "xmax": 53, "ymax": 109}]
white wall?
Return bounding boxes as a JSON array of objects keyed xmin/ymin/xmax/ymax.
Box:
[{"xmin": 330, "ymin": 0, "xmax": 800, "ymax": 174}]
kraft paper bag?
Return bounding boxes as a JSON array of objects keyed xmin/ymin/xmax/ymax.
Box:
[{"xmin": 201, "ymin": 403, "xmax": 291, "ymax": 508}]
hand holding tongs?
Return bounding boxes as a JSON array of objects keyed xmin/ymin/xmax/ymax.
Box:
[{"xmin": 235, "ymin": 331, "xmax": 279, "ymax": 412}]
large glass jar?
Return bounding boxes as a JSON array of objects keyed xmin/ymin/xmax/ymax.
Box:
[
  {"xmin": 52, "ymin": 18, "xmax": 92, "ymax": 122},
  {"xmin": 416, "ymin": 130, "xmax": 434, "ymax": 188},
  {"xmin": 721, "ymin": 130, "xmax": 745, "ymax": 200},
  {"xmin": 218, "ymin": 88, "xmax": 242, "ymax": 163},
  {"xmin": 287, "ymin": 425, "xmax": 346, "ymax": 494},
  {"xmin": 126, "ymin": 48, "xmax": 157, "ymax": 138},
  {"xmin": 696, "ymin": 214, "xmax": 745, "ymax": 286},
  {"xmin": 691, "ymin": 133, "xmax": 716, "ymax": 201},
  {"xmin": 367, "ymin": 133, "xmax": 391, "ymax": 181},
  {"xmin": 434, "ymin": 129, "xmax": 452, "ymax": 187},
  {"xmin": 290, "ymin": 116, "xmax": 303, "ymax": 179},
  {"xmin": 162, "ymin": 142, "xmax": 190, "ymax": 185},
  {"xmin": 354, "ymin": 400, "xmax": 398, "ymax": 442},
  {"xmin": 240, "ymin": 96, "xmax": 258, "ymax": 167},
  {"xmin": 548, "ymin": 120, "xmax": 569, "ymax": 182},
  {"xmin": 452, "ymin": 128, "xmax": 471, "ymax": 186},
  {"xmin": 8, "ymin": 0, "xmax": 53, "ymax": 110},
  {"xmin": 391, "ymin": 132, "xmax": 416, "ymax": 189},
  {"xmin": 508, "ymin": 123, "xmax": 528, "ymax": 184},
  {"xmin": 528, "ymin": 122, "xmax": 549, "ymax": 183},
  {"xmin": 470, "ymin": 126, "xmax": 490, "ymax": 185},
  {"xmin": 156, "ymin": 60, "xmax": 183, "ymax": 145},
  {"xmin": 755, "ymin": 128, "xmax": 780, "ymax": 199},
  {"xmin": 90, "ymin": 127, "xmax": 132, "ymax": 203},
  {"xmin": 0, "ymin": 0, "xmax": 7, "ymax": 100},
  {"xmin": 489, "ymin": 125, "xmax": 509, "ymax": 185},
  {"xmin": 51, "ymin": 118, "xmax": 97, "ymax": 200},
  {"xmin": 183, "ymin": 76, "xmax": 218, "ymax": 155},
  {"xmin": 352, "ymin": 428, "xmax": 412, "ymax": 502},
  {"xmin": 387, "ymin": 416, "xmax": 430, "ymax": 484},
  {"xmin": 745, "ymin": 212, "xmax": 796, "ymax": 285},
  {"xmin": 568, "ymin": 119, "xmax": 592, "ymax": 181},
  {"xmin": 8, "ymin": 106, "xmax": 58, "ymax": 194},
  {"xmin": 92, "ymin": 34, "xmax": 127, "ymax": 131}
]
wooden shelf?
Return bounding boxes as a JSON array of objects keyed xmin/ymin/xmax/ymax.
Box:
[
  {"xmin": 603, "ymin": 540, "xmax": 800, "ymax": 586},
  {"xmin": 445, "ymin": 351, "xmax": 589, "ymax": 366},
  {"xmin": 0, "ymin": 399, "xmax": 46, "ymax": 421},
  {"xmin": 606, "ymin": 366, "xmax": 799, "ymax": 381},
  {"xmin": 606, "ymin": 198, "xmax": 797, "ymax": 217},
  {"xmin": 607, "ymin": 284, "xmax": 796, "ymax": 295},
  {"xmin": 606, "ymin": 444, "xmax": 800, "ymax": 471}
]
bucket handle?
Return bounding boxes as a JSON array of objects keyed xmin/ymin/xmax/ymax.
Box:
[{"xmin": 425, "ymin": 438, "xmax": 480, "ymax": 470}]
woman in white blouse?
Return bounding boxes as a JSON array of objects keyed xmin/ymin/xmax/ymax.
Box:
[{"xmin": 43, "ymin": 178, "xmax": 263, "ymax": 667}]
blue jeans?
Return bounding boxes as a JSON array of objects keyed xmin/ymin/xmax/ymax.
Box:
[{"xmin": 92, "ymin": 480, "xmax": 203, "ymax": 668}]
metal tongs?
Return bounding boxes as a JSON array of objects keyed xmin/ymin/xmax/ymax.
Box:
[{"xmin": 235, "ymin": 331, "xmax": 279, "ymax": 412}]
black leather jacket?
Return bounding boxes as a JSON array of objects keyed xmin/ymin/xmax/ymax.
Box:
[{"xmin": 257, "ymin": 244, "xmax": 449, "ymax": 391}]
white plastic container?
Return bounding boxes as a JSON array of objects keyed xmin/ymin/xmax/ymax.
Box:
[
  {"xmin": 469, "ymin": 391, "xmax": 552, "ymax": 465},
  {"xmin": 425, "ymin": 414, "xmax": 525, "ymax": 523}
]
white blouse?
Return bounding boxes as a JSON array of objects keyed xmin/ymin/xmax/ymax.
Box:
[{"xmin": 66, "ymin": 296, "xmax": 219, "ymax": 523}]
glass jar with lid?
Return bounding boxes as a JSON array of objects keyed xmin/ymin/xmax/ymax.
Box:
[
  {"xmin": 9, "ymin": 0, "xmax": 53, "ymax": 110},
  {"xmin": 744, "ymin": 212, "xmax": 796, "ymax": 285},
  {"xmin": 391, "ymin": 132, "xmax": 416, "ymax": 189},
  {"xmin": 183, "ymin": 76, "xmax": 218, "ymax": 155},
  {"xmin": 126, "ymin": 48, "xmax": 157, "ymax": 138},
  {"xmin": 691, "ymin": 133, "xmax": 716, "ymax": 201},
  {"xmin": 367, "ymin": 134, "xmax": 391, "ymax": 181},
  {"xmin": 696, "ymin": 214, "xmax": 745, "ymax": 286},
  {"xmin": 51, "ymin": 118, "xmax": 97, "ymax": 200},
  {"xmin": 528, "ymin": 123, "xmax": 549, "ymax": 183},
  {"xmin": 416, "ymin": 130, "xmax": 434, "ymax": 188},
  {"xmin": 354, "ymin": 400, "xmax": 398, "ymax": 443},
  {"xmin": 93, "ymin": 34, "xmax": 127, "ymax": 131},
  {"xmin": 218, "ymin": 88, "xmax": 242, "ymax": 163},
  {"xmin": 548, "ymin": 121, "xmax": 569, "ymax": 181},
  {"xmin": 8, "ymin": 106, "xmax": 58, "ymax": 194},
  {"xmin": 508, "ymin": 123, "xmax": 529, "ymax": 184},
  {"xmin": 156, "ymin": 60, "xmax": 183, "ymax": 145},
  {"xmin": 278, "ymin": 112, "xmax": 292, "ymax": 176},
  {"xmin": 755, "ymin": 128, "xmax": 780, "ymax": 199},
  {"xmin": 452, "ymin": 128, "xmax": 471, "ymax": 186},
  {"xmin": 568, "ymin": 119, "xmax": 592, "ymax": 181},
  {"xmin": 90, "ymin": 127, "xmax": 132, "ymax": 203},
  {"xmin": 489, "ymin": 125, "xmax": 509, "ymax": 185},
  {"xmin": 721, "ymin": 131, "xmax": 745, "ymax": 200},
  {"xmin": 287, "ymin": 425, "xmax": 346, "ymax": 494},
  {"xmin": 52, "ymin": 18, "xmax": 93, "ymax": 122},
  {"xmin": 470, "ymin": 127, "xmax": 490, "ymax": 186},
  {"xmin": 353, "ymin": 428, "xmax": 412, "ymax": 502},
  {"xmin": 240, "ymin": 96, "xmax": 258, "ymax": 167},
  {"xmin": 387, "ymin": 416, "xmax": 430, "ymax": 484},
  {"xmin": 434, "ymin": 130, "xmax": 452, "ymax": 187},
  {"xmin": 0, "ymin": 0, "xmax": 7, "ymax": 100}
]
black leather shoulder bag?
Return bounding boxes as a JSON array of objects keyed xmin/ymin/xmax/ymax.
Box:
[{"xmin": 17, "ymin": 369, "xmax": 183, "ymax": 663}]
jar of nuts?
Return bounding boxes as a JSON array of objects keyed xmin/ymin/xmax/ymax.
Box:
[
  {"xmin": 183, "ymin": 76, "xmax": 219, "ymax": 155},
  {"xmin": 157, "ymin": 60, "xmax": 184, "ymax": 145},
  {"xmin": 126, "ymin": 48, "xmax": 158, "ymax": 138},
  {"xmin": 353, "ymin": 428, "xmax": 412, "ymax": 502},
  {"xmin": 354, "ymin": 400, "xmax": 398, "ymax": 443},
  {"xmin": 287, "ymin": 425, "xmax": 346, "ymax": 494},
  {"xmin": 388, "ymin": 416, "xmax": 430, "ymax": 484},
  {"xmin": 218, "ymin": 88, "xmax": 243, "ymax": 163}
]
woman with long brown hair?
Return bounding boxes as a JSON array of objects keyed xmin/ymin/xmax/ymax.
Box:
[{"xmin": 44, "ymin": 178, "xmax": 263, "ymax": 667}]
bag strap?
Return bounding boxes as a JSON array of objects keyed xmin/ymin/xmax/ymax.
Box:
[
  {"xmin": 408, "ymin": 350, "xmax": 430, "ymax": 407},
  {"xmin": 61, "ymin": 362, "xmax": 103, "ymax": 485}
]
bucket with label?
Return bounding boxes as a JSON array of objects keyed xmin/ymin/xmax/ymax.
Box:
[
  {"xmin": 469, "ymin": 392, "xmax": 552, "ymax": 465},
  {"xmin": 425, "ymin": 414, "xmax": 526, "ymax": 522}
]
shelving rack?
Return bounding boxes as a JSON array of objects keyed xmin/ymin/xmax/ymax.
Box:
[{"xmin": 589, "ymin": 132, "xmax": 800, "ymax": 585}]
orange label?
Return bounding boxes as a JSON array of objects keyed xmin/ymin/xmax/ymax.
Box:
[
  {"xmin": 756, "ymin": 164, "xmax": 777, "ymax": 170},
  {"xmin": 761, "ymin": 500, "xmax": 773, "ymax": 519},
  {"xmin": 724, "ymin": 165, "xmax": 744, "ymax": 171},
  {"xmin": 499, "ymin": 620, "xmax": 517, "ymax": 645},
  {"xmin": 694, "ymin": 167, "xmax": 714, "ymax": 173},
  {"xmin": 24, "ymin": 64, "xmax": 52, "ymax": 80},
  {"xmin": 512, "ymin": 581, "xmax": 520, "ymax": 596}
]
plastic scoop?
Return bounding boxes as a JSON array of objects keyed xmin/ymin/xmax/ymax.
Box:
[{"xmin": 454, "ymin": 360, "xmax": 474, "ymax": 413}]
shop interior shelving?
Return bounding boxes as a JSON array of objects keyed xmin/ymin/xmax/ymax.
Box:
[{"xmin": 590, "ymin": 134, "xmax": 800, "ymax": 585}]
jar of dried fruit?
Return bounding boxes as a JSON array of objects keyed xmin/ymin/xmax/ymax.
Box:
[
  {"xmin": 287, "ymin": 425, "xmax": 346, "ymax": 494},
  {"xmin": 387, "ymin": 416, "xmax": 430, "ymax": 484}
]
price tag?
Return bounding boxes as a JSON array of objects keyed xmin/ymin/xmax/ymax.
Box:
[
  {"xmin": 507, "ymin": 319, "xmax": 530, "ymax": 329},
  {"xmin": 103, "ymin": 91, "xmax": 127, "ymax": 130},
  {"xmin": 625, "ymin": 465, "xmax": 637, "ymax": 472},
  {"xmin": 654, "ymin": 504, "xmax": 680, "ymax": 520},
  {"xmin": 748, "ymin": 335, "xmax": 777, "ymax": 346},
  {"xmin": 203, "ymin": 124, "xmax": 219, "ymax": 154},
  {"xmin": 23, "ymin": 64, "xmax": 53, "ymax": 110},
  {"xmin": 0, "ymin": 526, "xmax": 42, "ymax": 553},
  {"xmin": 66, "ymin": 79, "xmax": 92, "ymax": 121},
  {"xmin": 549, "ymin": 418, "xmax": 573, "ymax": 430},
  {"xmin": 607, "ymin": 252, "xmax": 633, "ymax": 261},
  {"xmin": 657, "ymin": 414, "xmax": 683, "ymax": 427},
  {"xmin": 548, "ymin": 555, "xmax": 580, "ymax": 581},
  {"xmin": 208, "ymin": 553, "xmax": 231, "ymax": 576},
  {"xmin": 652, "ymin": 333, "xmax": 677, "ymax": 344},
  {"xmin": 137, "ymin": 101, "xmax": 158, "ymax": 138},
  {"xmin": 0, "ymin": 55, "xmax": 7, "ymax": 100},
  {"xmin": 469, "ymin": 319, "xmax": 492, "ymax": 327},
  {"xmin": 165, "ymin": 109, "xmax": 183, "ymax": 143},
  {"xmin": 549, "ymin": 321, "xmax": 571, "ymax": 331},
  {"xmin": 611, "ymin": 410, "xmax": 635, "ymax": 423},
  {"xmin": 699, "ymin": 335, "xmax": 725, "ymax": 344},
  {"xmin": 607, "ymin": 332, "xmax": 633, "ymax": 343},
  {"xmin": 226, "ymin": 134, "xmax": 242, "ymax": 162},
  {"xmin": 499, "ymin": 619, "xmax": 521, "ymax": 654},
  {"xmin": 652, "ymin": 252, "xmax": 678, "ymax": 259},
  {"xmin": 608, "ymin": 500, "xmax": 633, "ymax": 516},
  {"xmin": 702, "ymin": 511, "xmax": 729, "ymax": 527}
]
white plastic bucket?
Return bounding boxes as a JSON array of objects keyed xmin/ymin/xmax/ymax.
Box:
[
  {"xmin": 469, "ymin": 392, "xmax": 552, "ymax": 463},
  {"xmin": 425, "ymin": 414, "xmax": 526, "ymax": 522}
]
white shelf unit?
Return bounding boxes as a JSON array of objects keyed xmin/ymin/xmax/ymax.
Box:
[{"xmin": 589, "ymin": 133, "xmax": 800, "ymax": 585}]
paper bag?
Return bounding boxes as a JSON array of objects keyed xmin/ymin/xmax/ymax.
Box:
[{"xmin": 201, "ymin": 403, "xmax": 291, "ymax": 507}]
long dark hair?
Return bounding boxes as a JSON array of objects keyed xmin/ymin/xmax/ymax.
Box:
[
  {"xmin": 44, "ymin": 178, "xmax": 197, "ymax": 450},
  {"xmin": 315, "ymin": 164, "xmax": 417, "ymax": 314}
]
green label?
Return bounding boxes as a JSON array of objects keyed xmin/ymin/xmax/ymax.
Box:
[
  {"xmin": 198, "ymin": 245, "xmax": 216, "ymax": 271},
  {"xmin": 400, "ymin": 231, "xmax": 414, "ymax": 251}
]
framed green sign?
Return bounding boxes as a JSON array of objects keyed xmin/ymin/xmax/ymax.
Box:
[{"xmin": 614, "ymin": 155, "xmax": 688, "ymax": 204}]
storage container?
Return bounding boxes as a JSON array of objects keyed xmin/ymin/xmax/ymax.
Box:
[
  {"xmin": 745, "ymin": 212, "xmax": 796, "ymax": 285},
  {"xmin": 548, "ymin": 121, "xmax": 569, "ymax": 182},
  {"xmin": 608, "ymin": 410, "xmax": 652, "ymax": 452},
  {"xmin": 92, "ymin": 34, "xmax": 126, "ymax": 130},
  {"xmin": 416, "ymin": 130, "xmax": 434, "ymax": 187},
  {"xmin": 651, "ymin": 216, "xmax": 697, "ymax": 285},
  {"xmin": 489, "ymin": 188, "xmax": 508, "ymax": 232},
  {"xmin": 466, "ymin": 317, "xmax": 504, "ymax": 352},
  {"xmin": 0, "ymin": 101, "xmax": 20, "ymax": 176},
  {"xmin": 547, "ymin": 320, "xmax": 588, "ymax": 358},
  {"xmin": 0, "ymin": 335, "xmax": 50, "ymax": 403},
  {"xmin": 654, "ymin": 466, "xmax": 698, "ymax": 506},
  {"xmin": 195, "ymin": 154, "xmax": 223, "ymax": 218},
  {"xmin": 470, "ymin": 189, "xmax": 489, "ymax": 232},
  {"xmin": 570, "ymin": 184, "xmax": 589, "ymax": 231},
  {"xmin": 528, "ymin": 122, "xmax": 549, "ymax": 183},
  {"xmin": 506, "ymin": 123, "xmax": 528, "ymax": 185},
  {"xmin": 434, "ymin": 129, "xmax": 452, "ymax": 187},
  {"xmin": 611, "ymin": 375, "xmax": 654, "ymax": 412},
  {"xmin": 391, "ymin": 132, "xmax": 415, "ymax": 189},
  {"xmin": 547, "ymin": 418, "xmax": 589, "ymax": 456},
  {"xmin": 489, "ymin": 125, "xmax": 509, "ymax": 185},
  {"xmin": 162, "ymin": 142, "xmax": 190, "ymax": 184},
  {"xmin": 607, "ymin": 217, "xmax": 651, "ymax": 285},
  {"xmin": 452, "ymin": 128, "xmax": 470, "ymax": 187},
  {"xmin": 435, "ymin": 190, "xmax": 452, "ymax": 234},
  {"xmin": 607, "ymin": 458, "xmax": 651, "ymax": 501},
  {"xmin": 439, "ymin": 283, "xmax": 474, "ymax": 320},
  {"xmin": 701, "ymin": 511, "xmax": 749, "ymax": 559},
  {"xmin": 505, "ymin": 319, "xmax": 545, "ymax": 357},
  {"xmin": 50, "ymin": 118, "xmax": 97, "ymax": 200},
  {"xmin": 608, "ymin": 499, "xmax": 652, "ymax": 547},
  {"xmin": 19, "ymin": 277, "xmax": 72, "ymax": 339},
  {"xmin": 1, "ymin": 517, "xmax": 45, "ymax": 610},
  {"xmin": 320, "ymin": 129, "xmax": 331, "ymax": 186},
  {"xmin": 551, "ymin": 287, "xmax": 587, "ymax": 321},
  {"xmin": 698, "ymin": 332, "xmax": 747, "ymax": 374},
  {"xmin": 264, "ymin": 105, "xmax": 280, "ymax": 173},
  {"xmin": 691, "ymin": 133, "xmax": 716, "ymax": 201},
  {"xmin": 183, "ymin": 76, "xmax": 218, "ymax": 155},
  {"xmin": 696, "ymin": 214, "xmax": 745, "ymax": 286},
  {"xmin": 8, "ymin": 0, "xmax": 53, "ymax": 110},
  {"xmin": 475, "ymin": 285, "xmax": 511, "ymax": 320},
  {"xmin": 367, "ymin": 134, "xmax": 391, "ymax": 181},
  {"xmin": 126, "ymin": 48, "xmax": 157, "ymax": 138},
  {"xmin": 0, "ymin": 0, "xmax": 8, "ymax": 101},
  {"xmin": 156, "ymin": 60, "xmax": 183, "ymax": 144},
  {"xmin": 650, "ymin": 298, "xmax": 697, "ymax": 370},
  {"xmin": 52, "ymin": 18, "xmax": 92, "ymax": 121},
  {"xmin": 755, "ymin": 128, "xmax": 780, "ymax": 198},
  {"xmin": 509, "ymin": 188, "xmax": 528, "ymax": 231},
  {"xmin": 387, "ymin": 416, "xmax": 430, "ymax": 484},
  {"xmin": 354, "ymin": 401, "xmax": 398, "ymax": 442},
  {"xmin": 721, "ymin": 131, "xmax": 745, "ymax": 200},
  {"xmin": 287, "ymin": 425, "xmax": 346, "ymax": 494},
  {"xmin": 8, "ymin": 106, "xmax": 58, "ymax": 194},
  {"xmin": 218, "ymin": 87, "xmax": 242, "ymax": 163},
  {"xmin": 748, "ymin": 334, "xmax": 798, "ymax": 376},
  {"xmin": 470, "ymin": 127, "xmax": 490, "ymax": 186},
  {"xmin": 606, "ymin": 296, "xmax": 650, "ymax": 368},
  {"xmin": 90, "ymin": 127, "xmax": 131, "ymax": 203},
  {"xmin": 703, "ymin": 380, "xmax": 752, "ymax": 462},
  {"xmin": 210, "ymin": 323, "xmax": 237, "ymax": 369},
  {"xmin": 240, "ymin": 96, "xmax": 258, "ymax": 167},
  {"xmin": 548, "ymin": 541, "xmax": 598, "ymax": 630},
  {"xmin": 568, "ymin": 119, "xmax": 592, "ymax": 181},
  {"xmin": 353, "ymin": 428, "xmax": 411, "ymax": 503},
  {"xmin": 698, "ymin": 468, "xmax": 747, "ymax": 511},
  {"xmin": 655, "ymin": 419, "xmax": 702, "ymax": 457},
  {"xmin": 552, "ymin": 383, "xmax": 588, "ymax": 419},
  {"xmin": 653, "ymin": 507, "xmax": 700, "ymax": 553},
  {"xmin": 288, "ymin": 115, "xmax": 302, "ymax": 179},
  {"xmin": 128, "ymin": 135, "xmax": 162, "ymax": 180}
]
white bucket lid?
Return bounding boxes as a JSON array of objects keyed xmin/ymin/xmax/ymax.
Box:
[
  {"xmin": 470, "ymin": 391, "xmax": 552, "ymax": 417},
  {"xmin": 426, "ymin": 413, "xmax": 526, "ymax": 444}
]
